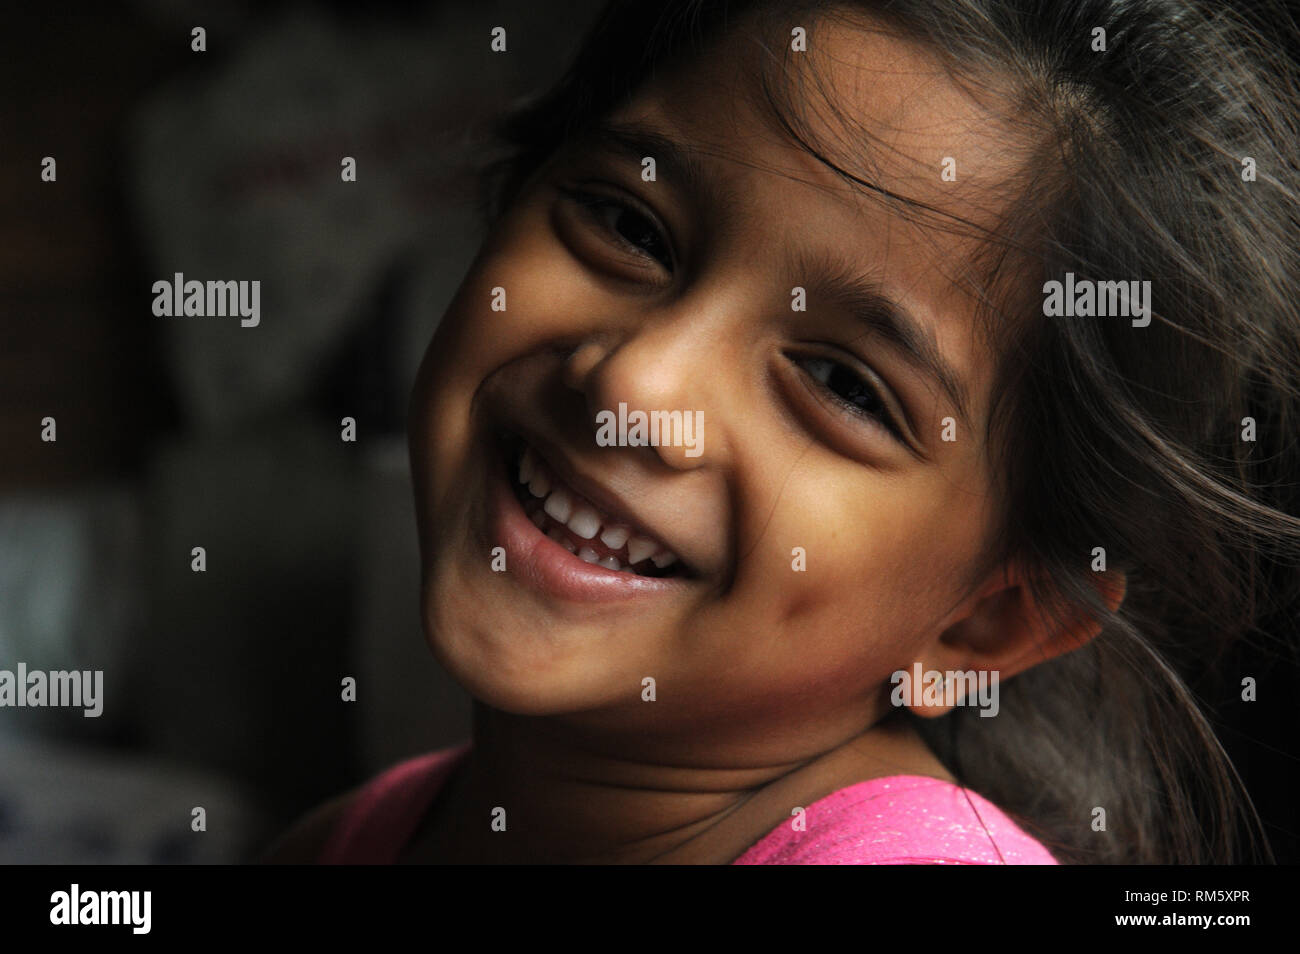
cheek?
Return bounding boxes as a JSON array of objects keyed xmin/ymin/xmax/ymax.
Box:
[
  {"xmin": 412, "ymin": 207, "xmax": 578, "ymax": 485},
  {"xmin": 426, "ymin": 196, "xmax": 617, "ymax": 372},
  {"xmin": 724, "ymin": 463, "xmax": 990, "ymax": 685}
]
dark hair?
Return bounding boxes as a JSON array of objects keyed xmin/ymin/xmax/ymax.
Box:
[{"xmin": 469, "ymin": 0, "xmax": 1300, "ymax": 863}]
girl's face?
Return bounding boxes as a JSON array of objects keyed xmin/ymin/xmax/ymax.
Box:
[{"xmin": 409, "ymin": 15, "xmax": 1022, "ymax": 762}]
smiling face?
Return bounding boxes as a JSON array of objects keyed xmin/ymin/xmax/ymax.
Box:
[{"xmin": 408, "ymin": 12, "xmax": 1029, "ymax": 764}]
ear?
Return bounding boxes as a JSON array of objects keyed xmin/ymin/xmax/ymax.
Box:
[{"xmin": 905, "ymin": 564, "xmax": 1126, "ymax": 718}]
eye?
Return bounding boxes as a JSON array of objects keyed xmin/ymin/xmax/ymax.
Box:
[
  {"xmin": 789, "ymin": 353, "xmax": 907, "ymax": 443},
  {"xmin": 558, "ymin": 186, "xmax": 674, "ymax": 272}
]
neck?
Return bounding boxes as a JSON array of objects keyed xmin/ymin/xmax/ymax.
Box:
[{"xmin": 418, "ymin": 704, "xmax": 952, "ymax": 864}]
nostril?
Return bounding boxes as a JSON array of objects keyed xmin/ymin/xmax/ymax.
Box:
[{"xmin": 561, "ymin": 341, "xmax": 607, "ymax": 392}]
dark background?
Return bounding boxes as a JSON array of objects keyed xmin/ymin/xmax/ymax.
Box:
[
  {"xmin": 1, "ymin": 0, "xmax": 604, "ymax": 863},
  {"xmin": 1, "ymin": 1, "xmax": 1296, "ymax": 864}
]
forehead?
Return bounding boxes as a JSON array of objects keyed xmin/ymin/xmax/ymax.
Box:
[
  {"xmin": 600, "ymin": 12, "xmax": 1027, "ymax": 429},
  {"xmin": 644, "ymin": 11, "xmax": 1023, "ymax": 227}
]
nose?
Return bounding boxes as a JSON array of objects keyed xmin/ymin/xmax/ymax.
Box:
[{"xmin": 561, "ymin": 317, "xmax": 723, "ymax": 471}]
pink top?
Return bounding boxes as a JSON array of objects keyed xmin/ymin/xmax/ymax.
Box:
[{"xmin": 317, "ymin": 743, "xmax": 1059, "ymax": 864}]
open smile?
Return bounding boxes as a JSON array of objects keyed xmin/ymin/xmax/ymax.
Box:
[{"xmin": 488, "ymin": 431, "xmax": 697, "ymax": 602}]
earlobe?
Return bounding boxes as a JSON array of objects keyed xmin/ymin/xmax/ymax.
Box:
[{"xmin": 887, "ymin": 662, "xmax": 961, "ymax": 719}]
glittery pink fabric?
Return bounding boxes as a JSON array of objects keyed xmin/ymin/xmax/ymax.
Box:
[
  {"xmin": 731, "ymin": 774, "xmax": 1059, "ymax": 864},
  {"xmin": 318, "ymin": 744, "xmax": 1059, "ymax": 864}
]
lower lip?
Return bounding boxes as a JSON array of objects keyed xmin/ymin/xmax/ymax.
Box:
[{"xmin": 488, "ymin": 457, "xmax": 691, "ymax": 603}]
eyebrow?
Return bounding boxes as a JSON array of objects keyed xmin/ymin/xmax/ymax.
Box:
[
  {"xmin": 792, "ymin": 247, "xmax": 974, "ymax": 432},
  {"xmin": 576, "ymin": 119, "xmax": 973, "ymax": 431},
  {"xmin": 572, "ymin": 118, "xmax": 718, "ymax": 208}
]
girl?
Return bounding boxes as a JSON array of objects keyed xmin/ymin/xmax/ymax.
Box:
[{"xmin": 271, "ymin": 0, "xmax": 1300, "ymax": 864}]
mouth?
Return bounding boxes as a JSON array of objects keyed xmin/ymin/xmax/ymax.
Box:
[{"xmin": 498, "ymin": 432, "xmax": 691, "ymax": 580}]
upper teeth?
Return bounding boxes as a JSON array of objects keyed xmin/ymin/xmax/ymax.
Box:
[
  {"xmin": 520, "ymin": 446, "xmax": 679, "ymax": 572},
  {"xmin": 599, "ymin": 525, "xmax": 629, "ymax": 549},
  {"xmin": 542, "ymin": 487, "xmax": 574, "ymax": 525}
]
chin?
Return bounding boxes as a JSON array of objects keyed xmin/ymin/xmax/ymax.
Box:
[{"xmin": 416, "ymin": 576, "xmax": 611, "ymax": 717}]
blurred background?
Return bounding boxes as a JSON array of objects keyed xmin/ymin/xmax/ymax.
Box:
[
  {"xmin": 2, "ymin": 0, "xmax": 1297, "ymax": 865},
  {"xmin": 1, "ymin": 0, "xmax": 603, "ymax": 863}
]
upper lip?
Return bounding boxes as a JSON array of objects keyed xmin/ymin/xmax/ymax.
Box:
[{"xmin": 506, "ymin": 428, "xmax": 699, "ymax": 576}]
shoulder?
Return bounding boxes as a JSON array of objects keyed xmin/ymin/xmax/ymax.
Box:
[
  {"xmin": 734, "ymin": 775, "xmax": 1059, "ymax": 866},
  {"xmin": 259, "ymin": 744, "xmax": 471, "ymax": 865},
  {"xmin": 258, "ymin": 788, "xmax": 359, "ymax": 864}
]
